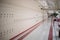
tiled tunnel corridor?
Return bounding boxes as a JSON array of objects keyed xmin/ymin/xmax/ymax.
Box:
[{"xmin": 0, "ymin": 0, "xmax": 60, "ymax": 40}]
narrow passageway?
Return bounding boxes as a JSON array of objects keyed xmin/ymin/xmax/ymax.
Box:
[{"xmin": 0, "ymin": 0, "xmax": 60, "ymax": 40}]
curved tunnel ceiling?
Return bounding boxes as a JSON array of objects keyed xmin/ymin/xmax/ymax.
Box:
[{"xmin": 36, "ymin": 0, "xmax": 60, "ymax": 10}]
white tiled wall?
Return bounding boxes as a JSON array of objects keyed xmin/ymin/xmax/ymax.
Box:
[{"xmin": 0, "ymin": 0, "xmax": 48, "ymax": 40}]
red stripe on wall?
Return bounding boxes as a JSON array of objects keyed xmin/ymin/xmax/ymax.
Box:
[
  {"xmin": 10, "ymin": 19, "xmax": 47, "ymax": 40},
  {"xmin": 48, "ymin": 19, "xmax": 53, "ymax": 40},
  {"xmin": 18, "ymin": 20, "xmax": 41, "ymax": 40}
]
